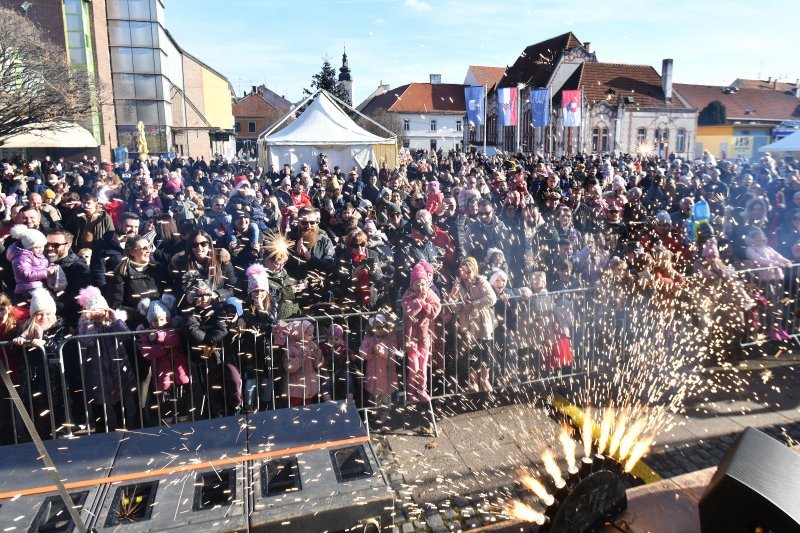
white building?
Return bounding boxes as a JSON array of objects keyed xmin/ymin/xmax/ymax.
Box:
[
  {"xmin": 361, "ymin": 76, "xmax": 466, "ymax": 152},
  {"xmin": 471, "ymin": 32, "xmax": 698, "ymax": 159}
]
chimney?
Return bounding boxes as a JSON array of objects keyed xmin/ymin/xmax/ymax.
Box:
[
  {"xmin": 583, "ymin": 42, "xmax": 591, "ymax": 52},
  {"xmin": 794, "ymin": 79, "xmax": 800, "ymax": 98},
  {"xmin": 773, "ymin": 79, "xmax": 778, "ymax": 90},
  {"xmin": 430, "ymin": 74, "xmax": 441, "ymax": 85},
  {"xmin": 661, "ymin": 58, "xmax": 673, "ymax": 103},
  {"xmin": 251, "ymin": 85, "xmax": 258, "ymax": 95},
  {"xmin": 767, "ymin": 76, "xmax": 772, "ymax": 83}
]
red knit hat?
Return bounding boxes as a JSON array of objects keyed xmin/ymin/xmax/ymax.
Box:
[{"xmin": 233, "ymin": 175, "xmax": 249, "ymax": 187}]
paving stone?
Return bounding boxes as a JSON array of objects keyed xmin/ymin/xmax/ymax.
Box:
[
  {"xmin": 446, "ymin": 521, "xmax": 462, "ymax": 531},
  {"xmin": 451, "ymin": 496, "xmax": 469, "ymax": 508},
  {"xmin": 442, "ymin": 508, "xmax": 458, "ymax": 520},
  {"xmin": 401, "ymin": 523, "xmax": 414, "ymax": 533},
  {"xmin": 426, "ymin": 513, "xmax": 447, "ymax": 532}
]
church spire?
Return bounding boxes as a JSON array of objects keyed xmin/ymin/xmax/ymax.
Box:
[{"xmin": 338, "ymin": 47, "xmax": 351, "ymax": 82}]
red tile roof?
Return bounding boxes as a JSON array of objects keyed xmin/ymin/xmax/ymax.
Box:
[
  {"xmin": 467, "ymin": 66, "xmax": 506, "ymax": 89},
  {"xmin": 573, "ymin": 62, "xmax": 691, "ymax": 110},
  {"xmin": 674, "ymin": 83, "xmax": 800, "ymax": 122},
  {"xmin": 499, "ymin": 32, "xmax": 584, "ymax": 88},
  {"xmin": 732, "ymin": 78, "xmax": 798, "ymax": 93},
  {"xmin": 361, "ymin": 83, "xmax": 466, "ymax": 115}
]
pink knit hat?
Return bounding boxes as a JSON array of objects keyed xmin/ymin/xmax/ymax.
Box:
[{"xmin": 410, "ymin": 263, "xmax": 428, "ymax": 286}]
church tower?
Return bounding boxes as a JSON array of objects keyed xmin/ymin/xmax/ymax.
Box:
[{"xmin": 337, "ymin": 48, "xmax": 353, "ymax": 104}]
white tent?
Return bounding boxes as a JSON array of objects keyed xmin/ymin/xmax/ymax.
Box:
[
  {"xmin": 759, "ymin": 130, "xmax": 800, "ymax": 153},
  {"xmin": 0, "ymin": 122, "xmax": 98, "ymax": 148},
  {"xmin": 258, "ymin": 90, "xmax": 396, "ymax": 172}
]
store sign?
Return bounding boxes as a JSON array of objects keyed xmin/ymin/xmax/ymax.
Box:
[{"xmin": 731, "ymin": 135, "xmax": 754, "ymax": 159}]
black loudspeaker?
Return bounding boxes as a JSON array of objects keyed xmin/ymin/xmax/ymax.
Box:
[{"xmin": 698, "ymin": 427, "xmax": 800, "ymax": 533}]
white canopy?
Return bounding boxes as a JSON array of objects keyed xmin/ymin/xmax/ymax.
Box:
[
  {"xmin": 258, "ymin": 90, "xmax": 396, "ymax": 172},
  {"xmin": 759, "ymin": 130, "xmax": 800, "ymax": 152},
  {"xmin": 0, "ymin": 122, "xmax": 98, "ymax": 148}
]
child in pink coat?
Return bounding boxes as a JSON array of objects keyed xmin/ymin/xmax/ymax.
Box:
[
  {"xmin": 284, "ymin": 319, "xmax": 324, "ymax": 407},
  {"xmin": 360, "ymin": 314, "xmax": 400, "ymax": 422},
  {"xmin": 745, "ymin": 227, "xmax": 793, "ymax": 340},
  {"xmin": 138, "ymin": 298, "xmax": 189, "ymax": 395},
  {"xmin": 401, "ymin": 263, "xmax": 442, "ymax": 402},
  {"xmin": 7, "ymin": 225, "xmax": 51, "ymax": 297}
]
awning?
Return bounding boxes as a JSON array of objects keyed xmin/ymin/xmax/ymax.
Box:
[{"xmin": 0, "ymin": 122, "xmax": 98, "ymax": 148}]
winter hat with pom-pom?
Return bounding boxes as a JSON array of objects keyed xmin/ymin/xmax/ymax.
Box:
[
  {"xmin": 29, "ymin": 288, "xmax": 56, "ymax": 315},
  {"xmin": 77, "ymin": 286, "xmax": 108, "ymax": 311},
  {"xmin": 410, "ymin": 263, "xmax": 428, "ymax": 286},
  {"xmin": 327, "ymin": 323, "xmax": 344, "ymax": 339},
  {"xmin": 246, "ymin": 264, "xmax": 270, "ymax": 294},
  {"xmin": 146, "ymin": 300, "xmax": 171, "ymax": 323},
  {"xmin": 11, "ymin": 225, "xmax": 47, "ymax": 251}
]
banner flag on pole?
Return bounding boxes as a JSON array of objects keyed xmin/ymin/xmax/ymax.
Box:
[
  {"xmin": 562, "ymin": 89, "xmax": 581, "ymax": 127},
  {"xmin": 530, "ymin": 88, "xmax": 550, "ymax": 127},
  {"xmin": 498, "ymin": 87, "xmax": 518, "ymax": 127},
  {"xmin": 464, "ymin": 86, "xmax": 484, "ymax": 125}
]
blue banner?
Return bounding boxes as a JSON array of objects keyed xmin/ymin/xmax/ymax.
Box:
[
  {"xmin": 530, "ymin": 88, "xmax": 550, "ymax": 127},
  {"xmin": 464, "ymin": 86, "xmax": 484, "ymax": 125}
]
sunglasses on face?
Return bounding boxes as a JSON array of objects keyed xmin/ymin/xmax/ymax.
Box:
[
  {"xmin": 299, "ymin": 220, "xmax": 318, "ymax": 226},
  {"xmin": 191, "ymin": 241, "xmax": 210, "ymax": 249},
  {"xmin": 478, "ymin": 211, "xmax": 492, "ymax": 217},
  {"xmin": 351, "ymin": 242, "xmax": 366, "ymax": 249}
]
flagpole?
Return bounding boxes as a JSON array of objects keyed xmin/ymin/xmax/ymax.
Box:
[
  {"xmin": 483, "ymin": 83, "xmax": 487, "ymax": 154},
  {"xmin": 516, "ymin": 84, "xmax": 522, "ymax": 153}
]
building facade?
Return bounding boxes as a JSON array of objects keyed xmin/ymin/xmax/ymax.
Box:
[
  {"xmin": 105, "ymin": 0, "xmax": 234, "ymax": 160},
  {"xmin": 469, "ymin": 33, "xmax": 697, "ymax": 160},
  {"xmin": 361, "ymin": 78, "xmax": 466, "ymax": 152},
  {"xmin": 233, "ymin": 85, "xmax": 293, "ymax": 158},
  {"xmin": 673, "ymin": 83, "xmax": 800, "ymax": 161}
]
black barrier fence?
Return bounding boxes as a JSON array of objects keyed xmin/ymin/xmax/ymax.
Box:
[{"xmin": 2, "ymin": 263, "xmax": 799, "ymax": 444}]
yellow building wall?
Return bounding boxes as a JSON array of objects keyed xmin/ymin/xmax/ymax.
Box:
[
  {"xmin": 695, "ymin": 125, "xmax": 734, "ymax": 159},
  {"xmin": 201, "ymin": 67, "xmax": 234, "ymax": 130}
]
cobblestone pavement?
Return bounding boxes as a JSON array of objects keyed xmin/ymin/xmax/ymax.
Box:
[{"xmin": 368, "ymin": 354, "xmax": 800, "ymax": 532}]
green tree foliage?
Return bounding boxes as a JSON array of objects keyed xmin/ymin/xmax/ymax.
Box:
[
  {"xmin": 698, "ymin": 101, "xmax": 727, "ymax": 126},
  {"xmin": 304, "ymin": 58, "xmax": 351, "ymax": 105}
]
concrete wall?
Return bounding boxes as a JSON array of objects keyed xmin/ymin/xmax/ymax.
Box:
[{"xmin": 90, "ymin": 0, "xmax": 117, "ymax": 161}]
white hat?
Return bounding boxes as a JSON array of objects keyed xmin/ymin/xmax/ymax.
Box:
[
  {"xmin": 489, "ymin": 268, "xmax": 508, "ymax": 286},
  {"xmin": 246, "ymin": 264, "xmax": 270, "ymax": 294},
  {"xmin": 29, "ymin": 288, "xmax": 56, "ymax": 315},
  {"xmin": 10, "ymin": 225, "xmax": 46, "ymax": 250}
]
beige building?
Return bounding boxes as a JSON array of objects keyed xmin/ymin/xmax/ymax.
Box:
[{"xmin": 474, "ymin": 32, "xmax": 698, "ymax": 159}]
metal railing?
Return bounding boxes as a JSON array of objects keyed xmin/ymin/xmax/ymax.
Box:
[{"xmin": 3, "ymin": 262, "xmax": 799, "ymax": 444}]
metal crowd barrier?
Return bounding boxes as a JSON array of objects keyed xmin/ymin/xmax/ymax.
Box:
[{"xmin": 3, "ymin": 262, "xmax": 799, "ymax": 445}]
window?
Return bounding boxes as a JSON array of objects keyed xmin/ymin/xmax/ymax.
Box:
[
  {"xmin": 592, "ymin": 128, "xmax": 599, "ymax": 152},
  {"xmin": 403, "ymin": 119, "xmax": 409, "ymax": 131},
  {"xmin": 456, "ymin": 120, "xmax": 462, "ymax": 132},
  {"xmin": 430, "ymin": 139, "xmax": 437, "ymax": 150},
  {"xmin": 636, "ymin": 128, "xmax": 646, "ymax": 144},
  {"xmin": 235, "ymin": 122, "xmax": 241, "ymax": 133},
  {"xmin": 248, "ymin": 122, "xmax": 256, "ymax": 133},
  {"xmin": 600, "ymin": 128, "xmax": 610, "ymax": 152},
  {"xmin": 430, "ymin": 120, "xmax": 437, "ymax": 132},
  {"xmin": 402, "ymin": 139, "xmax": 410, "ymax": 148},
  {"xmin": 676, "ymin": 128, "xmax": 686, "ymax": 153}
]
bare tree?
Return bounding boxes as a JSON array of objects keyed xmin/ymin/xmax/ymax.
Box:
[
  {"xmin": 358, "ymin": 110, "xmax": 404, "ymax": 144},
  {"xmin": 0, "ymin": 7, "xmax": 104, "ymax": 145}
]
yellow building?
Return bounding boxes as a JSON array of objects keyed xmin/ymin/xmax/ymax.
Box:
[{"xmin": 694, "ymin": 124, "xmax": 773, "ymax": 161}]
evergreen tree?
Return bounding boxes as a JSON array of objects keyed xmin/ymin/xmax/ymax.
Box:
[
  {"xmin": 304, "ymin": 58, "xmax": 352, "ymax": 105},
  {"xmin": 698, "ymin": 101, "xmax": 727, "ymax": 126}
]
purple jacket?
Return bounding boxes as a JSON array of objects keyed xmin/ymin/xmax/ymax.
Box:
[{"xmin": 7, "ymin": 243, "xmax": 49, "ymax": 294}]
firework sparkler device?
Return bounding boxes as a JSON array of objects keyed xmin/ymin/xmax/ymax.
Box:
[{"xmin": 0, "ymin": 400, "xmax": 393, "ymax": 532}]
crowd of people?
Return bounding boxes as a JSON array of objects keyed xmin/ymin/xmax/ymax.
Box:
[{"xmin": 0, "ymin": 145, "xmax": 798, "ymax": 440}]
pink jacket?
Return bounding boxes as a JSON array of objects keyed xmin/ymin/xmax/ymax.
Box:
[
  {"xmin": 360, "ymin": 333, "xmax": 399, "ymax": 396},
  {"xmin": 138, "ymin": 327, "xmax": 190, "ymax": 392},
  {"xmin": 284, "ymin": 340, "xmax": 324, "ymax": 399},
  {"xmin": 401, "ymin": 288, "xmax": 442, "ymax": 353},
  {"xmin": 8, "ymin": 243, "xmax": 49, "ymax": 294},
  {"xmin": 746, "ymin": 245, "xmax": 791, "ymax": 281}
]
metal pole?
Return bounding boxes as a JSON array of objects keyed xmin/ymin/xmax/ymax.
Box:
[
  {"xmin": 483, "ymin": 83, "xmax": 487, "ymax": 154},
  {"xmin": 516, "ymin": 84, "xmax": 523, "ymax": 153}
]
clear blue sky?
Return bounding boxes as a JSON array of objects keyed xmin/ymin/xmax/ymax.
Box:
[{"xmin": 168, "ymin": 0, "xmax": 797, "ymax": 105}]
